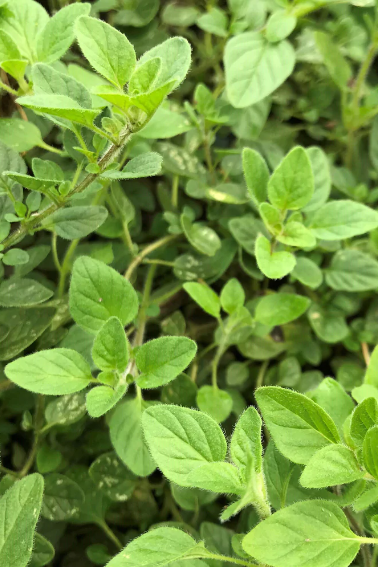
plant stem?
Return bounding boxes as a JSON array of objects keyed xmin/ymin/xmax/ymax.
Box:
[
  {"xmin": 255, "ymin": 360, "xmax": 269, "ymax": 390},
  {"xmin": 19, "ymin": 395, "xmax": 45, "ymax": 478},
  {"xmin": 122, "ymin": 221, "xmax": 135, "ymax": 257},
  {"xmin": 172, "ymin": 175, "xmax": 179, "ymax": 208},
  {"xmin": 38, "ymin": 141, "xmax": 65, "ymax": 155},
  {"xmin": 362, "ymin": 342, "xmax": 371, "ymax": 366},
  {"xmin": 58, "ymin": 239, "xmax": 79, "ymax": 298},
  {"xmin": 51, "ymin": 232, "xmax": 62, "ymax": 274},
  {"xmin": 124, "ymin": 234, "xmax": 178, "ymax": 280},
  {"xmin": 0, "ymin": 80, "xmax": 18, "ymax": 96},
  {"xmin": 190, "ymin": 553, "xmax": 258, "ymax": 567},
  {"xmin": 1, "ymin": 126, "xmax": 131, "ymax": 252},
  {"xmin": 98, "ymin": 521, "xmax": 122, "ymax": 550}
]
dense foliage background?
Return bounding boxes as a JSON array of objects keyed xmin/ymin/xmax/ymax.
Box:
[{"xmin": 4, "ymin": 0, "xmax": 378, "ymax": 566}]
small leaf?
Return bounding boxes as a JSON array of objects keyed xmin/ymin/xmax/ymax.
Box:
[
  {"xmin": 325, "ymin": 250, "xmax": 378, "ymax": 292},
  {"xmin": 5, "ymin": 348, "xmax": 92, "ymax": 395},
  {"xmin": 92, "ymin": 316, "xmax": 128, "ymax": 373},
  {"xmin": 17, "ymin": 94, "xmax": 100, "ymax": 129},
  {"xmin": 0, "ymin": 278, "xmax": 53, "ymax": 307},
  {"xmin": 89, "ymin": 452, "xmax": 137, "ymax": 502},
  {"xmin": 255, "ymin": 235, "xmax": 296, "ymax": 279},
  {"xmin": 363, "ymin": 425, "xmax": 378, "ymax": 480},
  {"xmin": 101, "ymin": 153, "xmax": 162, "ymax": 180},
  {"xmin": 224, "ymin": 32, "xmax": 295, "ymax": 108},
  {"xmin": 86, "ymin": 384, "xmax": 127, "ymax": 418},
  {"xmin": 243, "ymin": 500, "xmax": 360, "ymax": 567},
  {"xmin": 266, "ymin": 10, "xmax": 297, "ymax": 42},
  {"xmin": 107, "ymin": 527, "xmax": 198, "ymax": 567},
  {"xmin": 220, "ymin": 278, "xmax": 245, "ymax": 314},
  {"xmin": 315, "ymin": 31, "xmax": 352, "ymax": 90},
  {"xmin": 255, "ymin": 293, "xmax": 310, "ymax": 326},
  {"xmin": 138, "ymin": 37, "xmax": 191, "ymax": 90},
  {"xmin": 183, "ymin": 282, "xmax": 221, "ymax": 318},
  {"xmin": 350, "ymin": 397, "xmax": 378, "ymax": 447},
  {"xmin": 196, "ymin": 385, "xmax": 233, "ymax": 423},
  {"xmin": 310, "ymin": 200, "xmax": 378, "ymax": 240},
  {"xmin": 50, "ymin": 206, "xmax": 108, "ymax": 240},
  {"xmin": 300, "ymin": 445, "xmax": 364, "ymax": 488},
  {"xmin": 0, "ymin": 119, "xmax": 44, "ymax": 153},
  {"xmin": 37, "ymin": 3, "xmax": 91, "ymax": 64},
  {"xmin": 142, "ymin": 404, "xmax": 227, "ymax": 486},
  {"xmin": 291, "ymin": 257, "xmax": 323, "ymax": 289},
  {"xmin": 242, "ymin": 147, "xmax": 269, "ymax": 204},
  {"xmin": 69, "ymin": 256, "xmax": 139, "ymax": 334},
  {"xmin": 187, "ymin": 462, "xmax": 243, "ymax": 494},
  {"xmin": 0, "ymin": 474, "xmax": 44, "ymax": 567},
  {"xmin": 231, "ymin": 406, "xmax": 262, "ymax": 477},
  {"xmin": 256, "ymin": 386, "xmax": 340, "ymax": 464},
  {"xmin": 268, "ymin": 146, "xmax": 314, "ymax": 211},
  {"xmin": 181, "ymin": 214, "xmax": 221, "ymax": 257},
  {"xmin": 42, "ymin": 474, "xmax": 85, "ymax": 521},
  {"xmin": 75, "ymin": 16, "xmax": 136, "ymax": 88},
  {"xmin": 135, "ymin": 336, "xmax": 197, "ymax": 388},
  {"xmin": 110, "ymin": 398, "xmax": 156, "ymax": 477}
]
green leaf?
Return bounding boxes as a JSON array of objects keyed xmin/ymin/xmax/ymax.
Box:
[
  {"xmin": 142, "ymin": 404, "xmax": 227, "ymax": 486},
  {"xmin": 32, "ymin": 63, "xmax": 91, "ymax": 110},
  {"xmin": 277, "ymin": 221, "xmax": 316, "ymax": 248},
  {"xmin": 5, "ymin": 348, "xmax": 92, "ymax": 395},
  {"xmin": 17, "ymin": 94, "xmax": 100, "ymax": 129},
  {"xmin": 256, "ymin": 386, "xmax": 340, "ymax": 464},
  {"xmin": 291, "ymin": 257, "xmax": 323, "ymax": 289},
  {"xmin": 0, "ymin": 118, "xmax": 44, "ymax": 153},
  {"xmin": 231, "ymin": 406, "xmax": 262, "ymax": 476},
  {"xmin": 30, "ymin": 533, "xmax": 55, "ymax": 567},
  {"xmin": 37, "ymin": 3, "xmax": 91, "ymax": 64},
  {"xmin": 197, "ymin": 7, "xmax": 228, "ymax": 38},
  {"xmin": 138, "ymin": 37, "xmax": 191, "ymax": 90},
  {"xmin": 255, "ymin": 293, "xmax": 310, "ymax": 326},
  {"xmin": 0, "ymin": 474, "xmax": 44, "ymax": 567},
  {"xmin": 310, "ymin": 378, "xmax": 354, "ymax": 434},
  {"xmin": 50, "ymin": 206, "xmax": 108, "ymax": 240},
  {"xmin": 0, "ymin": 29, "xmax": 20, "ymax": 61},
  {"xmin": 365, "ymin": 345, "xmax": 378, "ymax": 387},
  {"xmin": 220, "ymin": 278, "xmax": 245, "ymax": 314},
  {"xmin": 42, "ymin": 474, "xmax": 85, "ymax": 521},
  {"xmin": 0, "ymin": 307, "xmax": 55, "ymax": 361},
  {"xmin": 224, "ymin": 32, "xmax": 295, "ymax": 108},
  {"xmin": 363, "ymin": 425, "xmax": 378, "ymax": 480},
  {"xmin": 303, "ymin": 147, "xmax": 331, "ymax": 212},
  {"xmin": 310, "ymin": 200, "xmax": 378, "ymax": 240},
  {"xmin": 242, "ymin": 147, "xmax": 269, "ymax": 204},
  {"xmin": 138, "ymin": 106, "xmax": 192, "ymax": 139},
  {"xmin": 3, "ymin": 172, "xmax": 57, "ymax": 195},
  {"xmin": 3, "ymin": 248, "xmax": 29, "ymax": 266},
  {"xmin": 92, "ymin": 316, "xmax": 128, "ymax": 373},
  {"xmin": 69, "ymin": 256, "xmax": 139, "ymax": 334},
  {"xmin": 0, "ymin": 0, "xmax": 49, "ymax": 62},
  {"xmin": 255, "ymin": 235, "xmax": 296, "ymax": 279},
  {"xmin": 315, "ymin": 31, "xmax": 352, "ymax": 90},
  {"xmin": 266, "ymin": 10, "xmax": 297, "ymax": 42},
  {"xmin": 101, "ymin": 153, "xmax": 162, "ymax": 180},
  {"xmin": 196, "ymin": 386, "xmax": 233, "ymax": 423},
  {"xmin": 86, "ymin": 384, "xmax": 127, "ymax": 418},
  {"xmin": 89, "ymin": 452, "xmax": 136, "ymax": 503},
  {"xmin": 0, "ymin": 278, "xmax": 53, "ymax": 306},
  {"xmin": 128, "ymin": 57, "xmax": 161, "ymax": 95},
  {"xmin": 308, "ymin": 303, "xmax": 349, "ymax": 344},
  {"xmin": 187, "ymin": 462, "xmax": 243, "ymax": 493},
  {"xmin": 135, "ymin": 336, "xmax": 197, "ymax": 388},
  {"xmin": 350, "ymin": 397, "xmax": 378, "ymax": 447},
  {"xmin": 300, "ymin": 445, "xmax": 364, "ymax": 488},
  {"xmin": 75, "ymin": 16, "xmax": 136, "ymax": 88},
  {"xmin": 45, "ymin": 392, "xmax": 87, "ymax": 427},
  {"xmin": 107, "ymin": 527, "xmax": 198, "ymax": 567},
  {"xmin": 110, "ymin": 398, "xmax": 156, "ymax": 477},
  {"xmin": 325, "ymin": 250, "xmax": 378, "ymax": 292},
  {"xmin": 268, "ymin": 146, "xmax": 314, "ymax": 211},
  {"xmin": 243, "ymin": 500, "xmax": 360, "ymax": 567},
  {"xmin": 95, "ymin": 81, "xmax": 176, "ymax": 117},
  {"xmin": 181, "ymin": 214, "xmax": 221, "ymax": 257},
  {"xmin": 183, "ymin": 282, "xmax": 221, "ymax": 318}
]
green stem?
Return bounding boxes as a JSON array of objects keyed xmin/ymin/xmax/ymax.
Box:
[
  {"xmin": 58, "ymin": 239, "xmax": 79, "ymax": 298},
  {"xmin": 124, "ymin": 235, "xmax": 178, "ymax": 280},
  {"xmin": 97, "ymin": 521, "xmax": 122, "ymax": 550},
  {"xmin": 255, "ymin": 360, "xmax": 269, "ymax": 390},
  {"xmin": 38, "ymin": 141, "xmax": 65, "ymax": 155},
  {"xmin": 0, "ymin": 80, "xmax": 18, "ymax": 96},
  {"xmin": 172, "ymin": 175, "xmax": 179, "ymax": 208},
  {"xmin": 190, "ymin": 553, "xmax": 258, "ymax": 567},
  {"xmin": 51, "ymin": 232, "xmax": 62, "ymax": 274},
  {"xmin": 122, "ymin": 221, "xmax": 135, "ymax": 257},
  {"xmin": 19, "ymin": 395, "xmax": 45, "ymax": 478},
  {"xmin": 0, "ymin": 127, "xmax": 131, "ymax": 251}
]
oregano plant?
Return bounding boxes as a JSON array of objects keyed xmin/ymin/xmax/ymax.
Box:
[{"xmin": 3, "ymin": 1, "xmax": 378, "ymax": 567}]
